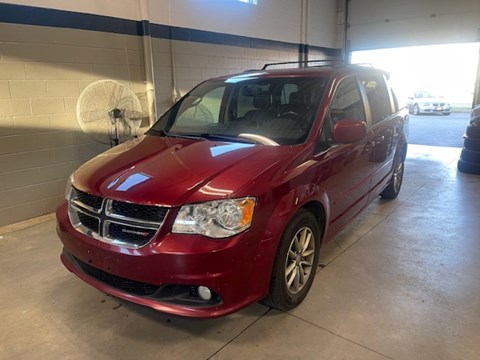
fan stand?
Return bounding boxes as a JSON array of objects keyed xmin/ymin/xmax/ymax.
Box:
[{"xmin": 109, "ymin": 108, "xmax": 124, "ymax": 146}]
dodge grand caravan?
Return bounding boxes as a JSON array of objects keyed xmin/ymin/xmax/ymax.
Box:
[{"xmin": 56, "ymin": 62, "xmax": 408, "ymax": 318}]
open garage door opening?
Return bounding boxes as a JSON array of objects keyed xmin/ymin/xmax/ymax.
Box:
[{"xmin": 351, "ymin": 43, "xmax": 480, "ymax": 148}]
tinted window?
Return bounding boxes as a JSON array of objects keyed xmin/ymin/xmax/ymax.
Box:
[
  {"xmin": 359, "ymin": 75, "xmax": 392, "ymax": 124},
  {"xmin": 317, "ymin": 77, "xmax": 365, "ymax": 152},
  {"xmin": 176, "ymin": 86, "xmax": 225, "ymax": 126},
  {"xmin": 280, "ymin": 83, "xmax": 298, "ymax": 105},
  {"xmin": 151, "ymin": 76, "xmax": 329, "ymax": 146}
]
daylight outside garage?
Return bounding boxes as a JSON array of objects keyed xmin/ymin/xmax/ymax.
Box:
[{"xmin": 351, "ymin": 43, "xmax": 480, "ymax": 148}]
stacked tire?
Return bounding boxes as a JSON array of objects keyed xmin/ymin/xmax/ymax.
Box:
[{"xmin": 458, "ymin": 109, "xmax": 480, "ymax": 174}]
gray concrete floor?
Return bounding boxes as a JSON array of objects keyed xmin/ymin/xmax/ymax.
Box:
[{"xmin": 1, "ymin": 144, "xmax": 479, "ymax": 360}]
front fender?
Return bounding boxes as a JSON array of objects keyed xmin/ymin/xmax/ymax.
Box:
[{"xmin": 253, "ymin": 181, "xmax": 331, "ymax": 299}]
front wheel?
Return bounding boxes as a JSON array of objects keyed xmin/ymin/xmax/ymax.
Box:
[
  {"xmin": 262, "ymin": 209, "xmax": 321, "ymax": 311},
  {"xmin": 413, "ymin": 104, "xmax": 420, "ymax": 115},
  {"xmin": 380, "ymin": 155, "xmax": 405, "ymax": 199}
]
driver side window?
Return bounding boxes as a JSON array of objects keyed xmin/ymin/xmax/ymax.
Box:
[{"xmin": 317, "ymin": 77, "xmax": 366, "ymax": 152}]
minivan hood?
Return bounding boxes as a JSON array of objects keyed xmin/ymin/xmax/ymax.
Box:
[{"xmin": 73, "ymin": 135, "xmax": 292, "ymax": 206}]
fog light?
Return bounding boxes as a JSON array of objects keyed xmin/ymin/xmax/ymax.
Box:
[{"xmin": 198, "ymin": 286, "xmax": 212, "ymax": 301}]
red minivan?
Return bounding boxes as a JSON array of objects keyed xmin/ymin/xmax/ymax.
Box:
[{"xmin": 57, "ymin": 63, "xmax": 408, "ymax": 318}]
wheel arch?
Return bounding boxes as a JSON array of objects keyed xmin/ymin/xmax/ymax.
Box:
[
  {"xmin": 399, "ymin": 140, "xmax": 408, "ymax": 161},
  {"xmin": 258, "ymin": 185, "xmax": 330, "ymax": 291},
  {"xmin": 300, "ymin": 200, "xmax": 327, "ymax": 245}
]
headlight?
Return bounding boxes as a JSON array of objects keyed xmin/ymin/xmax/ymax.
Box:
[
  {"xmin": 65, "ymin": 173, "xmax": 75, "ymax": 201},
  {"xmin": 172, "ymin": 197, "xmax": 256, "ymax": 238}
]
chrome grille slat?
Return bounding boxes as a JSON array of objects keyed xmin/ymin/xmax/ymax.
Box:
[
  {"xmin": 105, "ymin": 199, "xmax": 165, "ymax": 226},
  {"xmin": 68, "ymin": 187, "xmax": 168, "ymax": 249},
  {"xmin": 73, "ymin": 188, "xmax": 104, "ymax": 211},
  {"xmin": 71, "ymin": 198, "xmax": 103, "ymax": 214}
]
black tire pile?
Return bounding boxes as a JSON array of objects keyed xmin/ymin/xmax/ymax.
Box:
[{"xmin": 458, "ymin": 106, "xmax": 480, "ymax": 175}]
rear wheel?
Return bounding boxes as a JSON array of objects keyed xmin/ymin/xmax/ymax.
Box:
[
  {"xmin": 380, "ymin": 154, "xmax": 405, "ymax": 199},
  {"xmin": 262, "ymin": 209, "xmax": 321, "ymax": 311}
]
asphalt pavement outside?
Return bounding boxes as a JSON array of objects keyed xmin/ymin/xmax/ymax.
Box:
[{"xmin": 406, "ymin": 112, "xmax": 470, "ymax": 148}]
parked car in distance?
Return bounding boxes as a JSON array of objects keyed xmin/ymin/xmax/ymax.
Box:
[
  {"xmin": 407, "ymin": 90, "xmax": 451, "ymax": 115},
  {"xmin": 56, "ymin": 61, "xmax": 408, "ymax": 318}
]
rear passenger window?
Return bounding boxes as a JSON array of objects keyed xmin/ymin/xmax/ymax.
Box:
[{"xmin": 359, "ymin": 75, "xmax": 392, "ymax": 124}]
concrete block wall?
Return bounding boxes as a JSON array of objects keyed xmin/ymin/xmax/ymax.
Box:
[
  {"xmin": 0, "ymin": 19, "xmax": 148, "ymax": 226},
  {"xmin": 152, "ymin": 37, "xmax": 305, "ymax": 115},
  {"xmin": 0, "ymin": 0, "xmax": 340, "ymax": 226}
]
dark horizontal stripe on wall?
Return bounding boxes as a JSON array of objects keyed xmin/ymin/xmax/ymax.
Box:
[
  {"xmin": 150, "ymin": 23, "xmax": 299, "ymax": 52},
  {"xmin": 310, "ymin": 45, "xmax": 341, "ymax": 57},
  {"xmin": 0, "ymin": 3, "xmax": 142, "ymax": 35},
  {"xmin": 0, "ymin": 3, "xmax": 340, "ymax": 56}
]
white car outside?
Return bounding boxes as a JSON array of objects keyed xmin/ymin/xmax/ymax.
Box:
[{"xmin": 407, "ymin": 91, "xmax": 451, "ymax": 115}]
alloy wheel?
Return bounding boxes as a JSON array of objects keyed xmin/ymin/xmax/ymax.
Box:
[{"xmin": 284, "ymin": 226, "xmax": 315, "ymax": 294}]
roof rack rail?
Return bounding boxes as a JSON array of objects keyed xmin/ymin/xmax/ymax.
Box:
[{"xmin": 262, "ymin": 59, "xmax": 343, "ymax": 70}]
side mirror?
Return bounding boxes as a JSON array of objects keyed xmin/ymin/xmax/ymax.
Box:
[{"xmin": 332, "ymin": 119, "xmax": 367, "ymax": 144}]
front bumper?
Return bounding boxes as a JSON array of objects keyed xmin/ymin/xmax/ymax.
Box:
[
  {"xmin": 418, "ymin": 105, "xmax": 451, "ymax": 114},
  {"xmin": 56, "ymin": 201, "xmax": 274, "ymax": 318}
]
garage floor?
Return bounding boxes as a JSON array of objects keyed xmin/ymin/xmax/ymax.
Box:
[{"xmin": 1, "ymin": 144, "xmax": 479, "ymax": 360}]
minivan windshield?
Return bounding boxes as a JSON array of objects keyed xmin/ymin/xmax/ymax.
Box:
[{"xmin": 148, "ymin": 75, "xmax": 328, "ymax": 145}]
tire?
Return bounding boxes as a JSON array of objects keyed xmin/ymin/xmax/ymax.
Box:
[
  {"xmin": 460, "ymin": 148, "xmax": 480, "ymax": 163},
  {"xmin": 464, "ymin": 136, "xmax": 480, "ymax": 151},
  {"xmin": 466, "ymin": 125, "xmax": 480, "ymax": 139},
  {"xmin": 380, "ymin": 154, "xmax": 405, "ymax": 199},
  {"xmin": 413, "ymin": 104, "xmax": 420, "ymax": 115},
  {"xmin": 442, "ymin": 112, "xmax": 450, "ymax": 116},
  {"xmin": 457, "ymin": 159, "xmax": 480, "ymax": 175},
  {"xmin": 262, "ymin": 209, "xmax": 321, "ymax": 311}
]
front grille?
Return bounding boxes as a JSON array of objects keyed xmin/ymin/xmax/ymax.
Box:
[
  {"xmin": 76, "ymin": 257, "xmax": 159, "ymax": 295},
  {"xmin": 77, "ymin": 212, "xmax": 99, "ymax": 233},
  {"xmin": 107, "ymin": 222, "xmax": 157, "ymax": 247},
  {"xmin": 110, "ymin": 200, "xmax": 168, "ymax": 223},
  {"xmin": 68, "ymin": 187, "xmax": 168, "ymax": 249},
  {"xmin": 74, "ymin": 188, "xmax": 103, "ymax": 210}
]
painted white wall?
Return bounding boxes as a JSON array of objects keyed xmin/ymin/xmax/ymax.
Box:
[
  {"xmin": 349, "ymin": 0, "xmax": 480, "ymax": 50},
  {"xmin": 149, "ymin": 0, "xmax": 302, "ymax": 44},
  {"xmin": 1, "ymin": 0, "xmax": 142, "ymax": 20},
  {"xmin": 150, "ymin": 0, "xmax": 337, "ymax": 47},
  {"xmin": 2, "ymin": 0, "xmax": 338, "ymax": 47},
  {"xmin": 307, "ymin": 0, "xmax": 337, "ymax": 48}
]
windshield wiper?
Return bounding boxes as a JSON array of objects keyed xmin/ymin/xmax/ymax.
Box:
[
  {"xmin": 147, "ymin": 128, "xmax": 168, "ymax": 136},
  {"xmin": 148, "ymin": 129, "xmax": 257, "ymax": 144},
  {"xmin": 147, "ymin": 129, "xmax": 203, "ymax": 140},
  {"xmin": 197, "ymin": 133, "xmax": 256, "ymax": 144}
]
